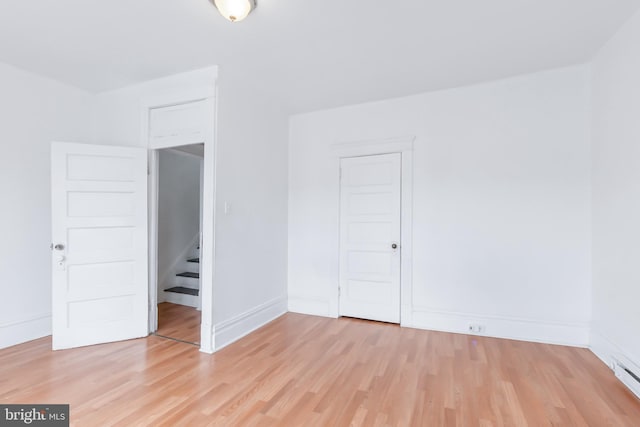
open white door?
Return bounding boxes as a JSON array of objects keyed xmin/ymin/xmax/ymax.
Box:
[
  {"xmin": 51, "ymin": 142, "xmax": 148, "ymax": 350},
  {"xmin": 339, "ymin": 153, "xmax": 402, "ymax": 323}
]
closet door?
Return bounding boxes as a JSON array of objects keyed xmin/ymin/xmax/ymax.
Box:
[{"xmin": 339, "ymin": 153, "xmax": 402, "ymax": 324}]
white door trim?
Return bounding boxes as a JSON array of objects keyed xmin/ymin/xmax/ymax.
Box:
[
  {"xmin": 142, "ymin": 85, "xmax": 218, "ymax": 354},
  {"xmin": 331, "ymin": 136, "xmax": 414, "ymax": 326},
  {"xmin": 148, "ymin": 149, "xmax": 159, "ymax": 333}
]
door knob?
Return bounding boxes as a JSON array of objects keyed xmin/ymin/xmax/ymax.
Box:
[
  {"xmin": 391, "ymin": 243, "xmax": 398, "ymax": 249},
  {"xmin": 53, "ymin": 243, "xmax": 65, "ymax": 251}
]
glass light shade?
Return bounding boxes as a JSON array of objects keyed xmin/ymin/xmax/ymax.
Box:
[{"xmin": 213, "ymin": 0, "xmax": 256, "ymax": 22}]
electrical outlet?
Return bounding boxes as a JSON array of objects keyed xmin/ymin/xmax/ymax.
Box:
[{"xmin": 468, "ymin": 323, "xmax": 485, "ymax": 334}]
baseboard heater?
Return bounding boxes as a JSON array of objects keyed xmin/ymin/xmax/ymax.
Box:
[{"xmin": 613, "ymin": 356, "xmax": 640, "ymax": 400}]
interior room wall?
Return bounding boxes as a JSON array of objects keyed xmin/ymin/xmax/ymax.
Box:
[
  {"xmin": 212, "ymin": 66, "xmax": 290, "ymax": 349},
  {"xmin": 288, "ymin": 65, "xmax": 592, "ymax": 346},
  {"xmin": 590, "ymin": 9, "xmax": 640, "ymax": 368},
  {"xmin": 0, "ymin": 61, "xmax": 94, "ymax": 349},
  {"xmin": 157, "ymin": 149, "xmax": 201, "ymax": 298}
]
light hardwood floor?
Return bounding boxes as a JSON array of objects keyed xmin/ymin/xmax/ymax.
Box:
[
  {"xmin": 1, "ymin": 313, "xmax": 639, "ymax": 426},
  {"xmin": 156, "ymin": 302, "xmax": 201, "ymax": 344}
]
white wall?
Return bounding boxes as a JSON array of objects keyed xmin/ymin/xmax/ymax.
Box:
[
  {"xmin": 590, "ymin": 9, "xmax": 640, "ymax": 368},
  {"xmin": 212, "ymin": 66, "xmax": 289, "ymax": 349},
  {"xmin": 0, "ymin": 62, "xmax": 94, "ymax": 349},
  {"xmin": 289, "ymin": 65, "xmax": 592, "ymax": 346},
  {"xmin": 157, "ymin": 149, "xmax": 201, "ymax": 296}
]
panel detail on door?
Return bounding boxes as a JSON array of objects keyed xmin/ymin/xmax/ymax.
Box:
[
  {"xmin": 67, "ymin": 262, "xmax": 135, "ymax": 293},
  {"xmin": 339, "ymin": 153, "xmax": 401, "ymax": 323},
  {"xmin": 347, "ymin": 280, "xmax": 394, "ymax": 304},
  {"xmin": 345, "ymin": 162, "xmax": 394, "ymax": 186},
  {"xmin": 67, "ymin": 155, "xmax": 135, "ymax": 182},
  {"xmin": 348, "ymin": 252, "xmax": 392, "ymax": 275},
  {"xmin": 68, "ymin": 296, "xmax": 135, "ymax": 325},
  {"xmin": 347, "ymin": 222, "xmax": 393, "ymax": 244},
  {"xmin": 67, "ymin": 192, "xmax": 135, "ymax": 217},
  {"xmin": 67, "ymin": 227, "xmax": 135, "ymax": 254},
  {"xmin": 348, "ymin": 193, "xmax": 394, "ymax": 215}
]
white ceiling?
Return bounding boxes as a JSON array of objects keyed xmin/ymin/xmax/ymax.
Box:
[{"xmin": 0, "ymin": 0, "xmax": 638, "ymax": 113}]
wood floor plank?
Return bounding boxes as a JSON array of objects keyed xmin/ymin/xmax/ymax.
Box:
[
  {"xmin": 1, "ymin": 313, "xmax": 639, "ymax": 426},
  {"xmin": 156, "ymin": 302, "xmax": 201, "ymax": 344}
]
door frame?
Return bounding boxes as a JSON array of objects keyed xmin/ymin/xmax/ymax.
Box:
[
  {"xmin": 331, "ymin": 136, "xmax": 414, "ymax": 326},
  {"xmin": 142, "ymin": 86, "xmax": 218, "ymax": 353}
]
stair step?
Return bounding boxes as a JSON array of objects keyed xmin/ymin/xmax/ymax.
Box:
[
  {"xmin": 187, "ymin": 258, "xmax": 200, "ymax": 263},
  {"xmin": 164, "ymin": 286, "xmax": 199, "ymax": 296},
  {"xmin": 176, "ymin": 272, "xmax": 199, "ymax": 279}
]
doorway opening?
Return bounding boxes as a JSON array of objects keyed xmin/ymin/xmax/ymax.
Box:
[{"xmin": 152, "ymin": 144, "xmax": 204, "ymax": 345}]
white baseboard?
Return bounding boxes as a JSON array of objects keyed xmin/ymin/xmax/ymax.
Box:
[
  {"xmin": 590, "ymin": 329, "xmax": 640, "ymax": 372},
  {"xmin": 409, "ymin": 308, "xmax": 589, "ymax": 347},
  {"xmin": 213, "ymin": 296, "xmax": 287, "ymax": 351},
  {"xmin": 286, "ymin": 299, "xmax": 588, "ymax": 347},
  {"xmin": 0, "ymin": 313, "xmax": 52, "ymax": 349},
  {"xmin": 288, "ymin": 296, "xmax": 332, "ymax": 318}
]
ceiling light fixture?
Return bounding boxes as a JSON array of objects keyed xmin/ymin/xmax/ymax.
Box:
[{"xmin": 212, "ymin": 0, "xmax": 256, "ymax": 23}]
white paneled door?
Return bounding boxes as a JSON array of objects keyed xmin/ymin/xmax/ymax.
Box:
[
  {"xmin": 339, "ymin": 153, "xmax": 402, "ymax": 323},
  {"xmin": 51, "ymin": 142, "xmax": 148, "ymax": 350}
]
